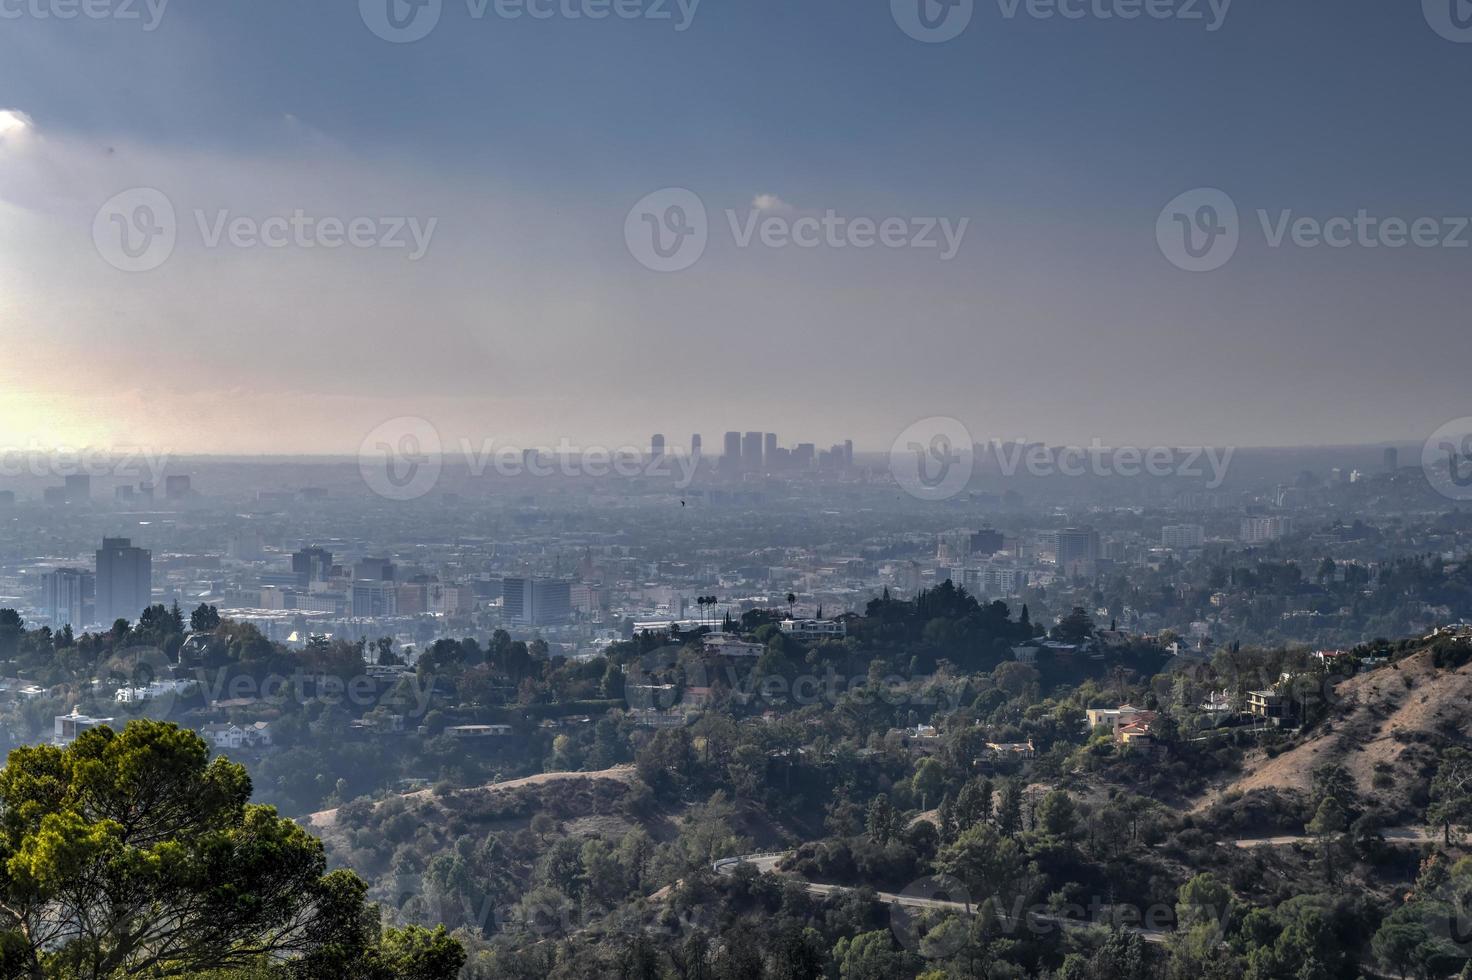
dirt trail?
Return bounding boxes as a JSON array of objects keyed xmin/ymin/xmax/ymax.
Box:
[{"xmin": 306, "ymin": 764, "xmax": 637, "ymax": 830}]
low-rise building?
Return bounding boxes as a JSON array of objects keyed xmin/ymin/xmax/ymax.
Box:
[
  {"xmin": 1247, "ymin": 689, "xmax": 1287, "ymax": 721},
  {"xmin": 446, "ymin": 724, "xmax": 514, "ymax": 738},
  {"xmin": 54, "ymin": 707, "xmax": 113, "ymax": 746},
  {"xmin": 703, "ymin": 634, "xmax": 764, "ymax": 658},
  {"xmin": 779, "ymin": 619, "xmax": 847, "ymax": 641}
]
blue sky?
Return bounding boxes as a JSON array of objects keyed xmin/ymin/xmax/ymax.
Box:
[{"xmin": 0, "ymin": 0, "xmax": 1469, "ymax": 453}]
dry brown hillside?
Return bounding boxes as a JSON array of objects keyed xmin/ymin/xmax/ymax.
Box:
[{"xmin": 1194, "ymin": 648, "xmax": 1472, "ymax": 813}]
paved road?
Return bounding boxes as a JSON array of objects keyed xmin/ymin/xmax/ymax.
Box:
[
  {"xmin": 712, "ymin": 853, "xmax": 1170, "ymax": 945},
  {"xmin": 1231, "ymin": 826, "xmax": 1438, "ymax": 849}
]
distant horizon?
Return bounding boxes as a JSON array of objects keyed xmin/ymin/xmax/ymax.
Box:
[{"xmin": 0, "ymin": 437, "xmax": 1429, "ymax": 458}]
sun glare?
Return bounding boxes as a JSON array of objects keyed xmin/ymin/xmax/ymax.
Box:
[{"xmin": 0, "ymin": 109, "xmax": 33, "ymax": 139}]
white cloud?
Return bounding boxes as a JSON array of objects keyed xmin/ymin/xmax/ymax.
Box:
[
  {"xmin": 752, "ymin": 193, "xmax": 791, "ymax": 213},
  {"xmin": 0, "ymin": 109, "xmax": 34, "ymax": 141}
]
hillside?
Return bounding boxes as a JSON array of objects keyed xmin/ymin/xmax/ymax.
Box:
[
  {"xmin": 307, "ymin": 765, "xmax": 639, "ymax": 831},
  {"xmin": 1195, "ymin": 647, "xmax": 1472, "ymax": 813}
]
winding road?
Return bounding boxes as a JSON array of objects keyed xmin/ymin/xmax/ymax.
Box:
[
  {"xmin": 710, "ymin": 825, "xmax": 1442, "ymax": 945},
  {"xmin": 711, "ymin": 852, "xmax": 1171, "ymax": 944}
]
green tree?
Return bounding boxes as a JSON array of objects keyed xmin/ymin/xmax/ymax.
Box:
[
  {"xmin": 190, "ymin": 603, "xmax": 222, "ymax": 633},
  {"xmin": 1037, "ymin": 789, "xmax": 1079, "ymax": 839},
  {"xmin": 0, "ymin": 720, "xmax": 461, "ymax": 978},
  {"xmin": 911, "ymin": 758, "xmax": 945, "ymax": 811}
]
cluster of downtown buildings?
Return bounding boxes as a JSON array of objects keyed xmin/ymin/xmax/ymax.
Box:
[{"xmin": 0, "ymin": 440, "xmax": 1459, "ymax": 660}]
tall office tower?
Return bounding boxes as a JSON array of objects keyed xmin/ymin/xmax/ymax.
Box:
[
  {"xmin": 43, "ymin": 568, "xmax": 94, "ymax": 629},
  {"xmin": 1053, "ymin": 527, "xmax": 1100, "ymax": 571},
  {"xmin": 691, "ymin": 434, "xmax": 702, "ymax": 458},
  {"xmin": 793, "ymin": 443, "xmax": 815, "ymax": 469},
  {"xmin": 651, "ymin": 434, "xmax": 666, "ymax": 459},
  {"xmin": 291, "ymin": 547, "xmax": 334, "ymax": 586},
  {"xmin": 353, "ymin": 557, "xmax": 395, "ymax": 582},
  {"xmin": 95, "ymin": 537, "xmax": 152, "ymax": 625},
  {"xmin": 63, "ymin": 474, "xmax": 91, "ymax": 503},
  {"xmin": 351, "ymin": 579, "xmax": 397, "ymax": 617},
  {"xmin": 970, "ymin": 528, "xmax": 1005, "ymax": 556},
  {"xmin": 502, "ymin": 577, "xmax": 572, "ymax": 626},
  {"xmin": 764, "ymin": 433, "xmax": 778, "ymax": 464},
  {"xmin": 723, "ymin": 431, "xmax": 742, "ymax": 468},
  {"xmin": 1383, "ymin": 447, "xmax": 1398, "ymax": 472},
  {"xmin": 843, "ymin": 440, "xmax": 854, "ymax": 468},
  {"xmin": 742, "ymin": 431, "xmax": 763, "ymax": 472}
]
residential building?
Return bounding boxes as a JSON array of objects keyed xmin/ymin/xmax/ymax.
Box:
[
  {"xmin": 54, "ymin": 707, "xmax": 113, "ymax": 746},
  {"xmin": 42, "ymin": 568, "xmax": 94, "ymax": 629},
  {"xmin": 703, "ymin": 634, "xmax": 764, "ymax": 657},
  {"xmin": 779, "ymin": 619, "xmax": 847, "ymax": 641}
]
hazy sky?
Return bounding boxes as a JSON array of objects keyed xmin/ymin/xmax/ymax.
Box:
[{"xmin": 0, "ymin": 0, "xmax": 1469, "ymax": 455}]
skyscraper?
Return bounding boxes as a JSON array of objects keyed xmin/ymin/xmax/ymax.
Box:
[
  {"xmin": 650, "ymin": 434, "xmax": 665, "ymax": 459},
  {"xmin": 691, "ymin": 434, "xmax": 702, "ymax": 458},
  {"xmin": 503, "ymin": 577, "xmax": 572, "ymax": 626},
  {"xmin": 1053, "ymin": 527, "xmax": 1100, "ymax": 572},
  {"xmin": 95, "ymin": 537, "xmax": 152, "ymax": 625},
  {"xmin": 742, "ymin": 431, "xmax": 763, "ymax": 472},
  {"xmin": 764, "ymin": 433, "xmax": 777, "ymax": 463},
  {"xmin": 43, "ymin": 568, "xmax": 94, "ymax": 629},
  {"xmin": 291, "ymin": 547, "xmax": 334, "ymax": 586},
  {"xmin": 723, "ymin": 432, "xmax": 741, "ymax": 468},
  {"xmin": 63, "ymin": 474, "xmax": 91, "ymax": 504}
]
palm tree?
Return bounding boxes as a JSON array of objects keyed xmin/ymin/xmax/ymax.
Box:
[{"xmin": 786, "ymin": 593, "xmax": 797, "ymax": 620}]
